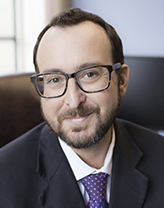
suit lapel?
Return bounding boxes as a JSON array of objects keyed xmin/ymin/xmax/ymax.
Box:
[
  {"xmin": 36, "ymin": 124, "xmax": 86, "ymax": 208},
  {"xmin": 109, "ymin": 120, "xmax": 148, "ymax": 208},
  {"xmin": 35, "ymin": 121, "xmax": 149, "ymax": 208}
]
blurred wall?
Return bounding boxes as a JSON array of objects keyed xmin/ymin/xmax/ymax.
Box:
[
  {"xmin": 71, "ymin": 0, "xmax": 164, "ymax": 57},
  {"xmin": 45, "ymin": 0, "xmax": 71, "ymax": 23}
]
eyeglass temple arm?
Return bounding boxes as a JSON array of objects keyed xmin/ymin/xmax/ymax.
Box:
[{"xmin": 112, "ymin": 62, "xmax": 121, "ymax": 70}]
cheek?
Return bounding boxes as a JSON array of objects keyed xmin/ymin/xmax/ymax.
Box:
[
  {"xmin": 41, "ymin": 98, "xmax": 62, "ymax": 118},
  {"xmin": 88, "ymin": 91, "xmax": 111, "ymax": 114},
  {"xmin": 95, "ymin": 84, "xmax": 119, "ymax": 114}
]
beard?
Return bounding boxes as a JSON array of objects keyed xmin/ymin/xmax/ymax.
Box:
[{"xmin": 42, "ymin": 86, "xmax": 121, "ymax": 150}]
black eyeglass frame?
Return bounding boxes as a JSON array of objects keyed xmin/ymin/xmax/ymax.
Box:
[{"xmin": 30, "ymin": 62, "xmax": 121, "ymax": 98}]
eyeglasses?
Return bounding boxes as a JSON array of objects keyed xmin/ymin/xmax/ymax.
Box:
[{"xmin": 30, "ymin": 62, "xmax": 121, "ymax": 98}]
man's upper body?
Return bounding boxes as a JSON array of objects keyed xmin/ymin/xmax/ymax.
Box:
[
  {"xmin": 1, "ymin": 119, "xmax": 164, "ymax": 208},
  {"xmin": 32, "ymin": 8, "xmax": 129, "ymax": 171},
  {"xmin": 1, "ymin": 8, "xmax": 164, "ymax": 208}
]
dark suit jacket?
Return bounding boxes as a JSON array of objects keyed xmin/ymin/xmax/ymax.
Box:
[{"xmin": 0, "ymin": 119, "xmax": 164, "ymax": 208}]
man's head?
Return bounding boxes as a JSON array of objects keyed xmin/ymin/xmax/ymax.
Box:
[
  {"xmin": 32, "ymin": 8, "xmax": 129, "ymax": 149},
  {"xmin": 33, "ymin": 8, "xmax": 124, "ymax": 74}
]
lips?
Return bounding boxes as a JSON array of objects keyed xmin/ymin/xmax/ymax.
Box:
[
  {"xmin": 66, "ymin": 114, "xmax": 91, "ymax": 125},
  {"xmin": 57, "ymin": 104, "xmax": 100, "ymax": 124}
]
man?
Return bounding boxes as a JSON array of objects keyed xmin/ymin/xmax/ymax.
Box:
[{"xmin": 0, "ymin": 8, "xmax": 164, "ymax": 208}]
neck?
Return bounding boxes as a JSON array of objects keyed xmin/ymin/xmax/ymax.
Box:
[{"xmin": 72, "ymin": 127, "xmax": 113, "ymax": 169}]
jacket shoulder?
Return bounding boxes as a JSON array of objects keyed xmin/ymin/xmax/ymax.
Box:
[
  {"xmin": 0, "ymin": 122, "xmax": 46, "ymax": 164},
  {"xmin": 115, "ymin": 118, "xmax": 164, "ymax": 156},
  {"xmin": 0, "ymin": 122, "xmax": 48, "ymax": 207}
]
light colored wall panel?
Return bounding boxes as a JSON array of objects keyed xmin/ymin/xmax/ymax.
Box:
[{"xmin": 46, "ymin": 0, "xmax": 71, "ymax": 23}]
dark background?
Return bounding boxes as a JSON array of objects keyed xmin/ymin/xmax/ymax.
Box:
[{"xmin": 117, "ymin": 56, "xmax": 164, "ymax": 131}]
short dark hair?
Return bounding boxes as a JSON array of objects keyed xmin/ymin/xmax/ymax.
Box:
[{"xmin": 33, "ymin": 8, "xmax": 124, "ymax": 73}]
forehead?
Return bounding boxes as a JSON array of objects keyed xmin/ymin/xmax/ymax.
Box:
[{"xmin": 37, "ymin": 21, "xmax": 113, "ymax": 72}]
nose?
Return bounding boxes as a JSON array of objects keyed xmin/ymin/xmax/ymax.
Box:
[{"xmin": 64, "ymin": 78, "xmax": 86, "ymax": 108}]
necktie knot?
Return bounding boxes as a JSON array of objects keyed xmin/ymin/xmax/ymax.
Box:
[{"xmin": 81, "ymin": 173, "xmax": 109, "ymax": 208}]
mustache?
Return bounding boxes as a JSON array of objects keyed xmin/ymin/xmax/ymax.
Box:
[{"xmin": 57, "ymin": 104, "xmax": 100, "ymax": 124}]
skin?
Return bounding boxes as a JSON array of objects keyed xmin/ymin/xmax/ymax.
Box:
[{"xmin": 36, "ymin": 21, "xmax": 129, "ymax": 168}]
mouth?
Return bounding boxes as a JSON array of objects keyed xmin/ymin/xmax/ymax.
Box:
[
  {"xmin": 57, "ymin": 104, "xmax": 100, "ymax": 125},
  {"xmin": 66, "ymin": 114, "xmax": 92, "ymax": 126}
]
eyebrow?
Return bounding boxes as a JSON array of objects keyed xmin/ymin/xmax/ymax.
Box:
[
  {"xmin": 42, "ymin": 62, "xmax": 104, "ymax": 73},
  {"xmin": 43, "ymin": 68, "xmax": 63, "ymax": 73},
  {"xmin": 78, "ymin": 62, "xmax": 103, "ymax": 69}
]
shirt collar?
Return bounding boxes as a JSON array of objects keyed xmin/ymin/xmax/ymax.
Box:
[{"xmin": 59, "ymin": 127, "xmax": 115, "ymax": 181}]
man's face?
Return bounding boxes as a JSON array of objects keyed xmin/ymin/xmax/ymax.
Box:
[{"xmin": 37, "ymin": 21, "xmax": 122, "ymax": 149}]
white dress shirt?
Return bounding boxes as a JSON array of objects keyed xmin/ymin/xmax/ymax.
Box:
[{"xmin": 59, "ymin": 127, "xmax": 115, "ymax": 205}]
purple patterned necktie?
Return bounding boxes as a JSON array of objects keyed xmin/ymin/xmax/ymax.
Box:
[{"xmin": 81, "ymin": 173, "xmax": 109, "ymax": 208}]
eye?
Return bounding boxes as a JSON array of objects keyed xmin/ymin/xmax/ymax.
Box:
[
  {"xmin": 48, "ymin": 77, "xmax": 60, "ymax": 83},
  {"xmin": 84, "ymin": 71, "xmax": 98, "ymax": 78},
  {"xmin": 46, "ymin": 74, "xmax": 65, "ymax": 85},
  {"xmin": 83, "ymin": 69, "xmax": 100, "ymax": 79},
  {"xmin": 78, "ymin": 69, "xmax": 101, "ymax": 85},
  {"xmin": 45, "ymin": 74, "xmax": 66, "ymax": 89}
]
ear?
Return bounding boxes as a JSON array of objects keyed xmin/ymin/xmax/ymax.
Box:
[{"xmin": 119, "ymin": 64, "xmax": 129, "ymax": 97}]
